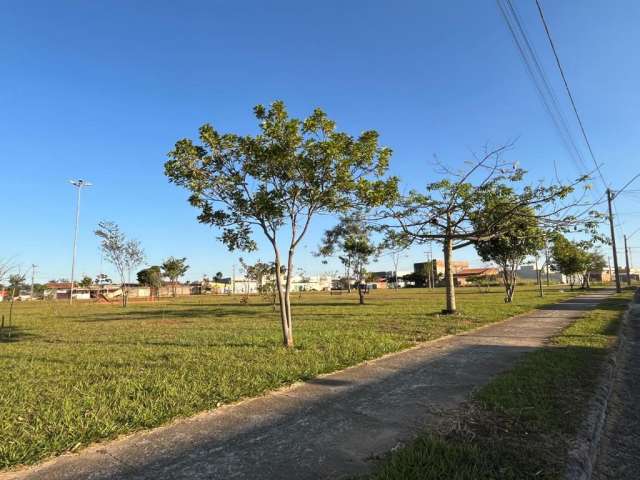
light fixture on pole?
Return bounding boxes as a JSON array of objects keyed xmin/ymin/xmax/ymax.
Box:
[{"xmin": 69, "ymin": 179, "xmax": 92, "ymax": 304}]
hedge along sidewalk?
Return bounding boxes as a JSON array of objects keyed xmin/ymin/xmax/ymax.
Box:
[
  {"xmin": 366, "ymin": 290, "xmax": 635, "ymax": 480},
  {"xmin": 0, "ymin": 291, "xmax": 614, "ymax": 480}
]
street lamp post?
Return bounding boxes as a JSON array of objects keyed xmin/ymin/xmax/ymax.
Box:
[{"xmin": 69, "ymin": 179, "xmax": 92, "ymax": 304}]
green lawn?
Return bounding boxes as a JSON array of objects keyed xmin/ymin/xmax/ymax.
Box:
[
  {"xmin": 0, "ymin": 286, "xmax": 579, "ymax": 470},
  {"xmin": 365, "ymin": 289, "xmax": 634, "ymax": 480}
]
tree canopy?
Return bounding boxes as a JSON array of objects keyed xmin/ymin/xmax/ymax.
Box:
[
  {"xmin": 161, "ymin": 257, "xmax": 189, "ymax": 296},
  {"xmin": 137, "ymin": 266, "xmax": 162, "ymax": 289}
]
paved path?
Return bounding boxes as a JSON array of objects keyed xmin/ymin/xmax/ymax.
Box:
[
  {"xmin": 593, "ymin": 292, "xmax": 640, "ymax": 480},
  {"xmin": 2, "ymin": 291, "xmax": 613, "ymax": 480}
]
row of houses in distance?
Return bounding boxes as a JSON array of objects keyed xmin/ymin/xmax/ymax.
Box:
[
  {"xmin": 42, "ymin": 274, "xmax": 335, "ymax": 301},
  {"xmin": 12, "ymin": 261, "xmax": 639, "ymax": 302}
]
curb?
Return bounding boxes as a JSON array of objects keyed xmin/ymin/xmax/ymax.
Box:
[{"xmin": 564, "ymin": 289, "xmax": 638, "ymax": 480}]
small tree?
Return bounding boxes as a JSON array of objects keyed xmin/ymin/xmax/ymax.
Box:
[
  {"xmin": 4, "ymin": 273, "xmax": 25, "ymax": 336},
  {"xmin": 165, "ymin": 100, "xmax": 396, "ymax": 347},
  {"xmin": 239, "ymin": 258, "xmax": 272, "ymax": 295},
  {"xmin": 8, "ymin": 274, "xmax": 25, "ymax": 299},
  {"xmin": 78, "ymin": 276, "xmax": 93, "ymax": 288},
  {"xmin": 137, "ymin": 266, "xmax": 162, "ymax": 298},
  {"xmin": 95, "ymin": 221, "xmax": 145, "ymax": 307},
  {"xmin": 318, "ymin": 212, "xmax": 380, "ymax": 305},
  {"xmin": 161, "ymin": 257, "xmax": 189, "ymax": 297},
  {"xmin": 473, "ymin": 198, "xmax": 544, "ymax": 303}
]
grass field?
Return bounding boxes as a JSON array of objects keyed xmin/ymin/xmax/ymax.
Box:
[
  {"xmin": 365, "ymin": 289, "xmax": 635, "ymax": 480},
  {"xmin": 0, "ymin": 286, "xmax": 581, "ymax": 470}
]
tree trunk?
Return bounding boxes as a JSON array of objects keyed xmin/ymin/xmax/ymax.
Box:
[
  {"xmin": 121, "ymin": 283, "xmax": 127, "ymax": 307},
  {"xmin": 505, "ymin": 268, "xmax": 517, "ymax": 303},
  {"xmin": 273, "ymin": 250, "xmax": 292, "ymax": 348},
  {"xmin": 501, "ymin": 268, "xmax": 512, "ymax": 303},
  {"xmin": 284, "ymin": 248, "xmax": 295, "ymax": 345},
  {"xmin": 538, "ymin": 269, "xmax": 544, "ymax": 297},
  {"xmin": 443, "ymin": 236, "xmax": 456, "ymax": 313}
]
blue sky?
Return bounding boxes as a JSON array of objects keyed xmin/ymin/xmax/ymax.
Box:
[{"xmin": 2, "ymin": 0, "xmax": 639, "ymax": 282}]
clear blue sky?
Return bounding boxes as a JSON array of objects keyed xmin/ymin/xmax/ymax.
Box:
[{"xmin": 2, "ymin": 0, "xmax": 639, "ymax": 283}]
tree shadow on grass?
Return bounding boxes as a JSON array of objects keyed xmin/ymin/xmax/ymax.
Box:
[
  {"xmin": 0, "ymin": 326, "xmax": 37, "ymax": 343},
  {"xmin": 75, "ymin": 308, "xmax": 275, "ymax": 323}
]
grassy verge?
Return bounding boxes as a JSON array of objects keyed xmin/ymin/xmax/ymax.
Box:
[
  {"xmin": 366, "ymin": 289, "xmax": 635, "ymax": 480},
  {"xmin": 0, "ymin": 286, "xmax": 578, "ymax": 469}
]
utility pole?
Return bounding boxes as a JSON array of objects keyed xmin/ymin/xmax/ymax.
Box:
[
  {"xmin": 606, "ymin": 188, "xmax": 622, "ymax": 293},
  {"xmin": 624, "ymin": 235, "xmax": 631, "ymax": 287},
  {"xmin": 30, "ymin": 264, "xmax": 37, "ymax": 299},
  {"xmin": 69, "ymin": 179, "xmax": 92, "ymax": 304}
]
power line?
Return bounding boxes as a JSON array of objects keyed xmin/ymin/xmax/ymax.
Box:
[
  {"xmin": 505, "ymin": 0, "xmax": 591, "ymax": 176},
  {"xmin": 534, "ymin": 0, "xmax": 608, "ymax": 189},
  {"xmin": 496, "ymin": 0, "xmax": 592, "ymax": 181},
  {"xmin": 613, "ymin": 172, "xmax": 640, "ymax": 199}
]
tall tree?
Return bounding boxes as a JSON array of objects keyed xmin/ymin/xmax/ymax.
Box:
[
  {"xmin": 581, "ymin": 250, "xmax": 607, "ymax": 289},
  {"xmin": 385, "ymin": 145, "xmax": 590, "ymax": 313},
  {"xmin": 317, "ymin": 212, "xmax": 380, "ymax": 304},
  {"xmin": 161, "ymin": 257, "xmax": 189, "ymax": 297},
  {"xmin": 473, "ymin": 197, "xmax": 544, "ymax": 303},
  {"xmin": 95, "ymin": 221, "xmax": 145, "ymax": 307},
  {"xmin": 165, "ymin": 101, "xmax": 396, "ymax": 347},
  {"xmin": 549, "ymin": 234, "xmax": 587, "ymax": 290}
]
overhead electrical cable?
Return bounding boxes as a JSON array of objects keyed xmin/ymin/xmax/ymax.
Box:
[{"xmin": 534, "ymin": 0, "xmax": 608, "ymax": 189}]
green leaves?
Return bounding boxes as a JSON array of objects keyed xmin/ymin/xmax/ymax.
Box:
[
  {"xmin": 161, "ymin": 257, "xmax": 189, "ymax": 282},
  {"xmin": 165, "ymin": 101, "xmax": 396, "ymax": 253}
]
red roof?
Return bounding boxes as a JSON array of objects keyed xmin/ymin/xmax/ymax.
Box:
[
  {"xmin": 454, "ymin": 268, "xmax": 499, "ymax": 277},
  {"xmin": 46, "ymin": 282, "xmax": 74, "ymax": 289}
]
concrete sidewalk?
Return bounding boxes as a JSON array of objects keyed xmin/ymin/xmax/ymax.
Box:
[{"xmin": 2, "ymin": 291, "xmax": 613, "ymax": 480}]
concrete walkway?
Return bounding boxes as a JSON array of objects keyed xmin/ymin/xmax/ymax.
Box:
[
  {"xmin": 593, "ymin": 292, "xmax": 640, "ymax": 480},
  {"xmin": 2, "ymin": 291, "xmax": 613, "ymax": 480}
]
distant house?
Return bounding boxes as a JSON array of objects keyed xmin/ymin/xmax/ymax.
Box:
[
  {"xmin": 44, "ymin": 282, "xmax": 91, "ymax": 300},
  {"xmin": 518, "ymin": 264, "xmax": 565, "ymax": 283},
  {"xmin": 43, "ymin": 282, "xmax": 202, "ymax": 301},
  {"xmin": 453, "ymin": 267, "xmax": 499, "ymax": 286}
]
